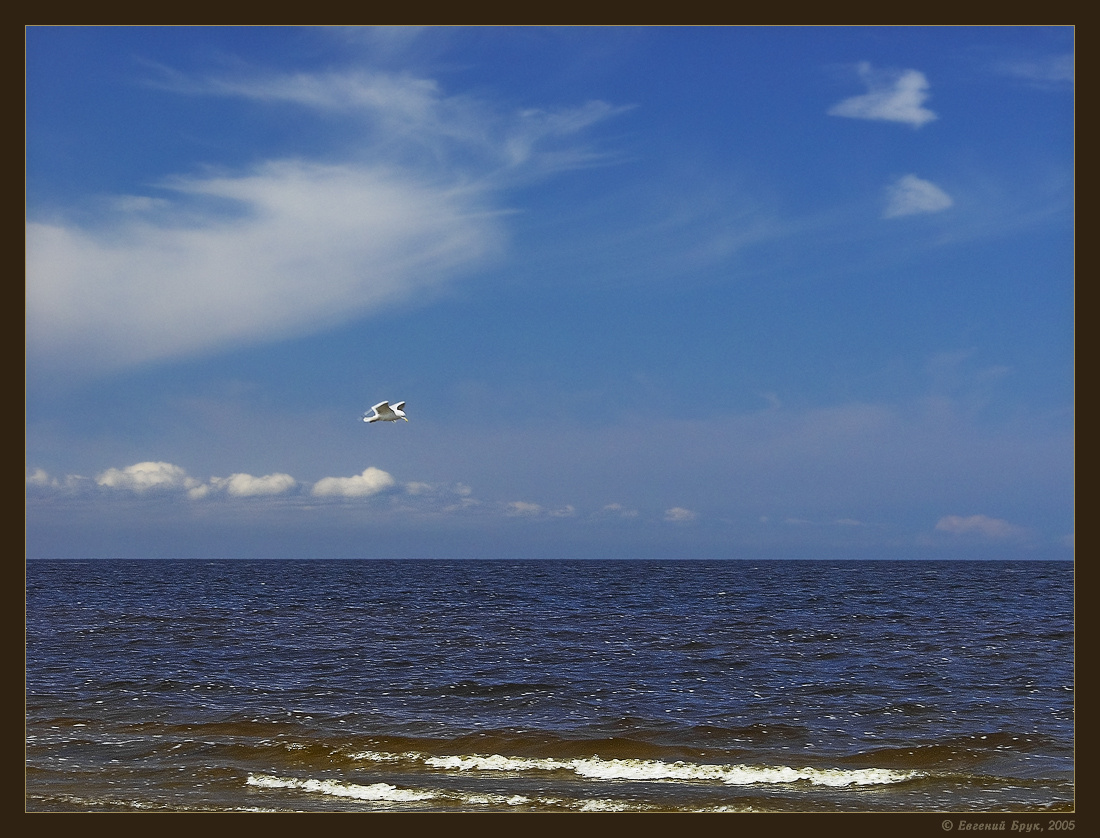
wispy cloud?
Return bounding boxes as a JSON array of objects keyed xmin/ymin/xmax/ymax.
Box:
[
  {"xmin": 597, "ymin": 503, "xmax": 639, "ymax": 519},
  {"xmin": 994, "ymin": 53, "xmax": 1074, "ymax": 86},
  {"xmin": 27, "ymin": 161, "xmax": 502, "ymax": 374},
  {"xmin": 27, "ymin": 65, "xmax": 628, "ymax": 376},
  {"xmin": 884, "ymin": 174, "xmax": 953, "ymax": 218},
  {"xmin": 664, "ymin": 507, "xmax": 698, "ymax": 523},
  {"xmin": 506, "ymin": 501, "xmax": 544, "ymax": 517},
  {"xmin": 828, "ymin": 62, "xmax": 938, "ymax": 128},
  {"xmin": 935, "ymin": 514, "xmax": 1026, "ymax": 540},
  {"xmin": 26, "ymin": 467, "xmax": 87, "ymax": 493},
  {"xmin": 26, "ymin": 468, "xmax": 51, "ymax": 488},
  {"xmin": 146, "ymin": 65, "xmax": 628, "ymax": 177},
  {"xmin": 504, "ymin": 501, "xmax": 576, "ymax": 518}
]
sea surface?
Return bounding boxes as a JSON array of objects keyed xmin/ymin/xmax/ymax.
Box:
[{"xmin": 26, "ymin": 559, "xmax": 1074, "ymax": 813}]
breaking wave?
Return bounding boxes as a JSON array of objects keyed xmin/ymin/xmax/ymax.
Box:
[{"xmin": 348, "ymin": 749, "xmax": 921, "ymax": 786}]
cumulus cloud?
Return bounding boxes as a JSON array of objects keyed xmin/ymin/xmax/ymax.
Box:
[
  {"xmin": 33, "ymin": 460, "xmax": 404, "ymax": 504},
  {"xmin": 203, "ymin": 472, "xmax": 297, "ymax": 498},
  {"xmin": 96, "ymin": 461, "xmax": 200, "ymax": 493},
  {"xmin": 828, "ymin": 62, "xmax": 938, "ymax": 128},
  {"xmin": 664, "ymin": 506, "xmax": 698, "ymax": 523},
  {"xmin": 884, "ymin": 174, "xmax": 953, "ymax": 218},
  {"xmin": 311, "ymin": 466, "xmax": 396, "ymax": 498},
  {"xmin": 935, "ymin": 514, "xmax": 1026, "ymax": 540},
  {"xmin": 27, "ymin": 65, "xmax": 627, "ymax": 376}
]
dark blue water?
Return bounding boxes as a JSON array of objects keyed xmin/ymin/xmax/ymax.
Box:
[{"xmin": 26, "ymin": 559, "xmax": 1073, "ymax": 812}]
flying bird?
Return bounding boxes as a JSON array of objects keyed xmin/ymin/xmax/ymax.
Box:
[{"xmin": 364, "ymin": 401, "xmax": 408, "ymax": 423}]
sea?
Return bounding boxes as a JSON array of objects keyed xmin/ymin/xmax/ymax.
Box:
[{"xmin": 26, "ymin": 559, "xmax": 1074, "ymax": 814}]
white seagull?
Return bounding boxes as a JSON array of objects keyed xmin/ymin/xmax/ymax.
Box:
[{"xmin": 364, "ymin": 401, "xmax": 408, "ymax": 423}]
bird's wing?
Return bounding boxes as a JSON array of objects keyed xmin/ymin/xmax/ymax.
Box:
[
  {"xmin": 371, "ymin": 401, "xmax": 395, "ymax": 418},
  {"xmin": 393, "ymin": 401, "xmax": 406, "ymax": 411}
]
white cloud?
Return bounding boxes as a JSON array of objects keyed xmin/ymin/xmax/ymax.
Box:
[
  {"xmin": 397, "ymin": 480, "xmax": 481, "ymax": 513},
  {"xmin": 26, "ymin": 468, "xmax": 53, "ymax": 487},
  {"xmin": 884, "ymin": 175, "xmax": 953, "ymax": 218},
  {"xmin": 27, "ymin": 66, "xmax": 627, "ymax": 376},
  {"xmin": 311, "ymin": 466, "xmax": 396, "ymax": 498},
  {"xmin": 506, "ymin": 501, "xmax": 544, "ymax": 517},
  {"xmin": 995, "ymin": 54, "xmax": 1074, "ymax": 86},
  {"xmin": 935, "ymin": 514, "xmax": 1026, "ymax": 540},
  {"xmin": 26, "ymin": 468, "xmax": 98, "ymax": 494},
  {"xmin": 27, "ymin": 162, "xmax": 502, "ymax": 374},
  {"xmin": 828, "ymin": 63, "xmax": 938, "ymax": 128},
  {"xmin": 504, "ymin": 500, "xmax": 576, "ymax": 518},
  {"xmin": 206, "ymin": 472, "xmax": 298, "ymax": 498},
  {"xmin": 599, "ymin": 503, "xmax": 639, "ymax": 519},
  {"xmin": 170, "ymin": 67, "xmax": 628, "ymax": 177},
  {"xmin": 664, "ymin": 506, "xmax": 698, "ymax": 523},
  {"xmin": 199, "ymin": 69, "xmax": 446, "ymax": 117},
  {"xmin": 96, "ymin": 461, "xmax": 200, "ymax": 493}
]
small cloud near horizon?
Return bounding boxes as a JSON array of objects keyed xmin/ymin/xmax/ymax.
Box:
[
  {"xmin": 598, "ymin": 503, "xmax": 640, "ymax": 519},
  {"xmin": 935, "ymin": 514, "xmax": 1026, "ymax": 540},
  {"xmin": 311, "ymin": 467, "xmax": 396, "ymax": 498},
  {"xmin": 201, "ymin": 472, "xmax": 298, "ymax": 499},
  {"xmin": 96, "ymin": 461, "xmax": 200, "ymax": 494},
  {"xmin": 664, "ymin": 507, "xmax": 698, "ymax": 523}
]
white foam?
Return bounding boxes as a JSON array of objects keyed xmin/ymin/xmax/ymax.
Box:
[
  {"xmin": 360, "ymin": 750, "xmax": 919, "ymax": 787},
  {"xmin": 425, "ymin": 754, "xmax": 563, "ymax": 772},
  {"xmin": 573, "ymin": 759, "xmax": 914, "ymax": 787},
  {"xmin": 246, "ymin": 773, "xmax": 434, "ymax": 802},
  {"xmin": 570, "ymin": 757, "xmax": 915, "ymax": 786},
  {"xmin": 346, "ymin": 749, "xmax": 404, "ymax": 763},
  {"xmin": 458, "ymin": 792, "xmax": 531, "ymax": 806},
  {"xmin": 246, "ymin": 773, "xmax": 538, "ymax": 808},
  {"xmin": 578, "ymin": 798, "xmax": 636, "ymax": 812},
  {"xmin": 243, "ymin": 769, "xmax": 789, "ymax": 812}
]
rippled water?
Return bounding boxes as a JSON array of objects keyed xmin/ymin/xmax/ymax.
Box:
[{"xmin": 26, "ymin": 559, "xmax": 1073, "ymax": 812}]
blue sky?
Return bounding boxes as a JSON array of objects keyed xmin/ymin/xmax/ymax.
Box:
[{"xmin": 26, "ymin": 26, "xmax": 1074, "ymax": 559}]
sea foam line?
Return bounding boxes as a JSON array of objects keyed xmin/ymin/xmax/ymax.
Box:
[
  {"xmin": 350, "ymin": 751, "xmax": 919, "ymax": 787},
  {"xmin": 246, "ymin": 773, "xmax": 685, "ymax": 812},
  {"xmin": 246, "ymin": 773, "xmax": 435, "ymax": 802},
  {"xmin": 246, "ymin": 773, "xmax": 533, "ymax": 807}
]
